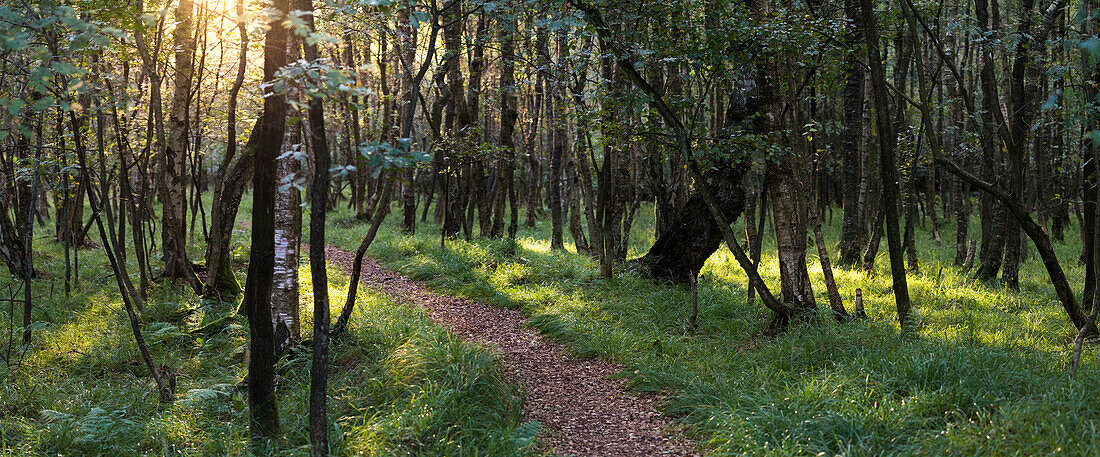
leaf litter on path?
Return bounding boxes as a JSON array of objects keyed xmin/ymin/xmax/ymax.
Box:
[{"xmin": 320, "ymin": 244, "xmax": 699, "ymax": 457}]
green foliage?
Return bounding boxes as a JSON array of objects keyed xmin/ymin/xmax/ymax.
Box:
[
  {"xmin": 322, "ymin": 199, "xmax": 1100, "ymax": 456},
  {"xmin": 0, "ymin": 198, "xmax": 532, "ymax": 456},
  {"xmin": 270, "ymin": 57, "xmax": 366, "ymax": 108},
  {"xmin": 351, "ymin": 137, "xmax": 431, "ymax": 179}
]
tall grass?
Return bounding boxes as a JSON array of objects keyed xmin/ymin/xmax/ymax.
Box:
[
  {"xmin": 322, "ymin": 200, "xmax": 1100, "ymax": 456},
  {"xmin": 0, "ymin": 205, "xmax": 532, "ymax": 456}
]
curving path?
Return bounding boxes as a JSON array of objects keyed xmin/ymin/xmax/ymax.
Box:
[{"xmin": 321, "ymin": 244, "xmax": 699, "ymax": 457}]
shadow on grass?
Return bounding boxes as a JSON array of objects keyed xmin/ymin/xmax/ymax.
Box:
[{"xmin": 322, "ymin": 203, "xmax": 1100, "ymax": 456}]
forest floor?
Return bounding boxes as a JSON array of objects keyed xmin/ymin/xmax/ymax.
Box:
[
  {"xmin": 320, "ymin": 243, "xmax": 697, "ymax": 457},
  {"xmin": 321, "ymin": 202, "xmax": 1100, "ymax": 456},
  {"xmin": 0, "ymin": 215, "xmax": 535, "ymax": 455},
  {"xmin": 5, "ymin": 197, "xmax": 1100, "ymax": 456}
]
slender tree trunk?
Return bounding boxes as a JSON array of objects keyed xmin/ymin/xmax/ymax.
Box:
[
  {"xmin": 860, "ymin": 0, "xmax": 912, "ymax": 324},
  {"xmin": 809, "ymin": 187, "xmax": 846, "ymax": 318},
  {"xmin": 19, "ymin": 112, "xmax": 40, "ymax": 343},
  {"xmin": 299, "ymin": 0, "xmax": 332, "ymax": 450},
  {"xmin": 68, "ymin": 100, "xmax": 173, "ymax": 402},
  {"xmin": 440, "ymin": 0, "xmax": 469, "ymax": 238},
  {"xmin": 272, "ymin": 118, "xmax": 302, "ymax": 341},
  {"xmin": 1083, "ymin": 0, "xmax": 1100, "ymax": 313},
  {"xmin": 330, "ymin": 178, "xmax": 394, "ymax": 338},
  {"xmin": 974, "ymin": 0, "xmax": 1008, "ymax": 281},
  {"xmin": 889, "ymin": 25, "xmax": 919, "ymax": 274},
  {"xmin": 162, "ymin": 0, "xmax": 198, "ymax": 286},
  {"xmin": 1000, "ymin": 0, "xmax": 1038, "ymax": 291},
  {"xmin": 566, "ymin": 146, "xmax": 590, "ymax": 253},
  {"xmin": 549, "ymin": 32, "xmax": 567, "ymax": 250},
  {"xmin": 743, "ymin": 171, "xmax": 759, "ymax": 307},
  {"xmin": 243, "ymin": 0, "xmax": 290, "ymax": 440},
  {"xmin": 397, "ymin": 9, "xmax": 419, "ymax": 234},
  {"xmin": 492, "ymin": 13, "xmax": 517, "ymax": 239},
  {"xmin": 203, "ymin": 0, "xmax": 249, "ymax": 301},
  {"xmin": 525, "ymin": 32, "xmax": 547, "ymax": 229},
  {"xmin": 467, "ymin": 14, "xmax": 491, "ymax": 237},
  {"xmin": 566, "ymin": 43, "xmax": 597, "ymax": 252},
  {"xmin": 838, "ymin": 0, "xmax": 866, "ymax": 266}
]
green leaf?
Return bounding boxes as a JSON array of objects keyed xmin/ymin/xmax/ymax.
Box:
[
  {"xmin": 1081, "ymin": 37, "xmax": 1100, "ymax": 59},
  {"xmin": 33, "ymin": 96, "xmax": 54, "ymax": 112},
  {"xmin": 39, "ymin": 409, "xmax": 72, "ymax": 422},
  {"xmin": 411, "ymin": 11, "xmax": 431, "ymax": 29},
  {"xmin": 51, "ymin": 61, "xmax": 83, "ymax": 76},
  {"xmin": 1040, "ymin": 94, "xmax": 1059, "ymax": 112},
  {"xmin": 6, "ymin": 98, "xmax": 25, "ymax": 116}
]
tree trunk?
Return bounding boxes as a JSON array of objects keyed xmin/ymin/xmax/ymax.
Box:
[
  {"xmin": 525, "ymin": 33, "xmax": 547, "ymax": 229},
  {"xmin": 861, "ymin": 0, "xmax": 912, "ymax": 324},
  {"xmin": 743, "ymin": 170, "xmax": 760, "ymax": 307},
  {"xmin": 809, "ymin": 186, "xmax": 846, "ymax": 318},
  {"xmin": 300, "ymin": 0, "xmax": 332, "ymax": 449},
  {"xmin": 838, "ymin": 0, "xmax": 865, "ymax": 266},
  {"xmin": 272, "ymin": 118, "xmax": 301, "ymax": 341},
  {"xmin": 331, "ymin": 178, "xmax": 394, "ymax": 338},
  {"xmin": 1000, "ymin": 0, "xmax": 1039, "ymax": 291},
  {"xmin": 71, "ymin": 105, "xmax": 174, "ymax": 404},
  {"xmin": 492, "ymin": 13, "xmax": 517, "ymax": 239},
  {"xmin": 204, "ymin": 151, "xmax": 252, "ymax": 301},
  {"xmin": 595, "ymin": 50, "xmax": 629, "ymax": 278},
  {"xmin": 397, "ymin": 9, "xmax": 419, "ymax": 234},
  {"xmin": 637, "ymin": 161, "xmax": 749, "ymax": 283},
  {"xmin": 202, "ymin": 0, "xmax": 249, "ymax": 301},
  {"xmin": 440, "ymin": 0, "xmax": 469, "ymax": 238},
  {"xmin": 162, "ymin": 0, "xmax": 197, "ymax": 284},
  {"xmin": 1084, "ymin": 0, "xmax": 1100, "ymax": 313},
  {"xmin": 974, "ymin": 0, "xmax": 1008, "ymax": 281},
  {"xmin": 0, "ymin": 207, "xmax": 30, "ymax": 278},
  {"xmin": 243, "ymin": 0, "xmax": 289, "ymax": 440},
  {"xmin": 954, "ymin": 177, "xmax": 970, "ymax": 265},
  {"xmin": 468, "ymin": 14, "xmax": 492, "ymax": 237},
  {"xmin": 769, "ymin": 162, "xmax": 815, "ymax": 308},
  {"xmin": 549, "ymin": 34, "xmax": 566, "ymax": 250},
  {"xmin": 566, "ymin": 146, "xmax": 590, "ymax": 254}
]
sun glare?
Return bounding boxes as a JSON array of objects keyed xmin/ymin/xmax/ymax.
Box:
[{"xmin": 200, "ymin": 0, "xmax": 241, "ymax": 19}]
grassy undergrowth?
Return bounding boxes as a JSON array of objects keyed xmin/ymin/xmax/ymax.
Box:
[
  {"xmin": 0, "ymin": 217, "xmax": 532, "ymax": 455},
  {"xmin": 322, "ymin": 201, "xmax": 1100, "ymax": 456}
]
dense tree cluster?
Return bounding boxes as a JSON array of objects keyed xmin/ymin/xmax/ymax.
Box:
[{"xmin": 3, "ymin": 0, "xmax": 1100, "ymax": 449}]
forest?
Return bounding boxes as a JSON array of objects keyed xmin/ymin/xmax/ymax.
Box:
[{"xmin": 1, "ymin": 0, "xmax": 1100, "ymax": 454}]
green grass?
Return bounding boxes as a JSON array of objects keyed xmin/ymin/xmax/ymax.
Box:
[
  {"xmin": 321, "ymin": 199, "xmax": 1100, "ymax": 456},
  {"xmin": 0, "ymin": 205, "xmax": 533, "ymax": 455},
  {"xmin": 6, "ymin": 190, "xmax": 1098, "ymax": 456}
]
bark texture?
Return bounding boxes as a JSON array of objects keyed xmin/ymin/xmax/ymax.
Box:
[
  {"xmin": 162, "ymin": 0, "xmax": 197, "ymax": 283},
  {"xmin": 638, "ymin": 160, "xmax": 748, "ymax": 283},
  {"xmin": 243, "ymin": 0, "xmax": 290, "ymax": 440}
]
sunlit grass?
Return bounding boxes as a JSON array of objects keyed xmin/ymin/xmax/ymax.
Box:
[
  {"xmin": 322, "ymin": 199, "xmax": 1100, "ymax": 456},
  {"xmin": 0, "ymin": 199, "xmax": 532, "ymax": 456},
  {"xmin": 7, "ymin": 190, "xmax": 1098, "ymax": 455}
]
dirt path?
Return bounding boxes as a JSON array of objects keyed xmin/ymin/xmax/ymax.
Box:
[{"xmin": 321, "ymin": 245, "xmax": 699, "ymax": 457}]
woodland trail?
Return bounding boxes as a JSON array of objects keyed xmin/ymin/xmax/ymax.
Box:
[{"xmin": 321, "ymin": 244, "xmax": 699, "ymax": 457}]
